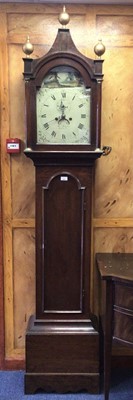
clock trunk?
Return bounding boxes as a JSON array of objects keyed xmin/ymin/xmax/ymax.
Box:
[
  {"xmin": 36, "ymin": 166, "xmax": 91, "ymax": 319},
  {"xmin": 25, "ymin": 164, "xmax": 100, "ymax": 394}
]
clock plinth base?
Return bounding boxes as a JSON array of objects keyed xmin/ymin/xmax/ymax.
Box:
[
  {"xmin": 25, "ymin": 316, "xmax": 100, "ymax": 394},
  {"xmin": 25, "ymin": 373, "xmax": 99, "ymax": 395}
]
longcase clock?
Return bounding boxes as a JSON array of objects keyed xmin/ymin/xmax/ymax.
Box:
[{"xmin": 23, "ymin": 11, "xmax": 104, "ymax": 394}]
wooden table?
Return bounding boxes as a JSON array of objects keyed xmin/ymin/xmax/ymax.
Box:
[{"xmin": 96, "ymin": 253, "xmax": 133, "ymax": 400}]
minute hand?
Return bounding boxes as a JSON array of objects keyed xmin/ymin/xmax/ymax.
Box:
[{"xmin": 43, "ymin": 116, "xmax": 59, "ymax": 125}]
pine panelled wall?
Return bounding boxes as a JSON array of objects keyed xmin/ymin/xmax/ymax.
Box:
[{"xmin": 0, "ymin": 3, "xmax": 133, "ymax": 368}]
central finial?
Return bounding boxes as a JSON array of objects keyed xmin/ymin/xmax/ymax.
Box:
[{"xmin": 58, "ymin": 5, "xmax": 70, "ymax": 27}]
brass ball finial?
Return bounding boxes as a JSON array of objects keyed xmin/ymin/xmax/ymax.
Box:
[
  {"xmin": 22, "ymin": 36, "xmax": 34, "ymax": 58},
  {"xmin": 58, "ymin": 5, "xmax": 70, "ymax": 27},
  {"xmin": 94, "ymin": 39, "xmax": 106, "ymax": 58}
]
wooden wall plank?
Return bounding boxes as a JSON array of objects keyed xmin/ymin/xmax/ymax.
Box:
[
  {"xmin": 0, "ymin": 10, "xmax": 6, "ymax": 368},
  {"xmin": 94, "ymin": 46, "xmax": 133, "ymax": 218},
  {"xmin": 0, "ymin": 12, "xmax": 15, "ymax": 359},
  {"xmin": 0, "ymin": 134, "xmax": 4, "ymax": 368},
  {"xmin": 93, "ymin": 218, "xmax": 133, "ymax": 227},
  {"xmin": 12, "ymin": 219, "xmax": 35, "ymax": 228},
  {"xmin": 13, "ymin": 228, "xmax": 35, "ymax": 349},
  {"xmin": 96, "ymin": 14, "xmax": 133, "ymax": 35},
  {"xmin": 94, "ymin": 228, "xmax": 133, "ymax": 254},
  {"xmin": 0, "ymin": 3, "xmax": 133, "ymax": 365}
]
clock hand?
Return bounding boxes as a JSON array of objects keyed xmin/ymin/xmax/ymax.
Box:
[
  {"xmin": 58, "ymin": 115, "xmax": 70, "ymax": 125},
  {"xmin": 58, "ymin": 100, "xmax": 70, "ymax": 124},
  {"xmin": 43, "ymin": 114, "xmax": 70, "ymax": 130},
  {"xmin": 43, "ymin": 117, "xmax": 59, "ymax": 126},
  {"xmin": 59, "ymin": 100, "xmax": 68, "ymax": 114}
]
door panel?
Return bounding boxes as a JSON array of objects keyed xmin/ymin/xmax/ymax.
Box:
[{"xmin": 43, "ymin": 174, "xmax": 84, "ymax": 313}]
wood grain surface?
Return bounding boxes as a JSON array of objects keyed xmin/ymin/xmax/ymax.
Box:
[{"xmin": 0, "ymin": 3, "xmax": 133, "ymax": 366}]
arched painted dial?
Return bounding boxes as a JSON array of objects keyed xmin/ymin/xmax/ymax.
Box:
[{"xmin": 36, "ymin": 69, "xmax": 91, "ymax": 145}]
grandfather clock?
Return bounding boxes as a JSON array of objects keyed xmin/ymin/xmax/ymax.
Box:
[{"xmin": 23, "ymin": 8, "xmax": 105, "ymax": 394}]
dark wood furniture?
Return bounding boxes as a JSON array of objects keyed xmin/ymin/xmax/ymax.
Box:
[
  {"xmin": 97, "ymin": 253, "xmax": 133, "ymax": 400},
  {"xmin": 23, "ymin": 26, "xmax": 104, "ymax": 394}
]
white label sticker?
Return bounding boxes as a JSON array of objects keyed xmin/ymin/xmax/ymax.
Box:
[
  {"xmin": 7, "ymin": 143, "xmax": 19, "ymax": 149},
  {"xmin": 60, "ymin": 176, "xmax": 68, "ymax": 181}
]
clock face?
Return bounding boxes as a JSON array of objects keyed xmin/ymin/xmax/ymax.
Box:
[{"xmin": 36, "ymin": 67, "xmax": 91, "ymax": 145}]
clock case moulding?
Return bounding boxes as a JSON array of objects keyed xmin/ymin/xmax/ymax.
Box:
[
  {"xmin": 23, "ymin": 28, "xmax": 104, "ymax": 394},
  {"xmin": 23, "ymin": 28, "xmax": 104, "ymax": 164}
]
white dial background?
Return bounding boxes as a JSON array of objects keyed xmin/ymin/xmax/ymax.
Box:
[{"xmin": 37, "ymin": 86, "xmax": 91, "ymax": 144}]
